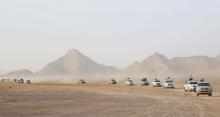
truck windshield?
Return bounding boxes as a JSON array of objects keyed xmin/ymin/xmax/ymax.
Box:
[
  {"xmin": 190, "ymin": 82, "xmax": 197, "ymax": 84},
  {"xmin": 165, "ymin": 81, "xmax": 173, "ymax": 83},
  {"xmin": 198, "ymin": 83, "xmax": 210, "ymax": 86}
]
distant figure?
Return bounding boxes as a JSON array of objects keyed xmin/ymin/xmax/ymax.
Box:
[
  {"xmin": 200, "ymin": 77, "xmax": 205, "ymax": 82},
  {"xmin": 189, "ymin": 75, "xmax": 193, "ymax": 81}
]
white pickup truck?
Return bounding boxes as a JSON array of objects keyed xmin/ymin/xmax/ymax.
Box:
[
  {"xmin": 184, "ymin": 81, "xmax": 198, "ymax": 92},
  {"xmin": 126, "ymin": 78, "xmax": 134, "ymax": 86},
  {"xmin": 163, "ymin": 79, "xmax": 175, "ymax": 89},
  {"xmin": 152, "ymin": 79, "xmax": 162, "ymax": 87}
]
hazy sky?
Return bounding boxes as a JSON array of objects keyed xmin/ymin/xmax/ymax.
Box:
[{"xmin": 0, "ymin": 0, "xmax": 220, "ymax": 72}]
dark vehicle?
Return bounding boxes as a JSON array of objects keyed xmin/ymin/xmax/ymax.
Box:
[
  {"xmin": 26, "ymin": 80, "xmax": 31, "ymax": 84},
  {"xmin": 140, "ymin": 78, "xmax": 149, "ymax": 86},
  {"xmin": 109, "ymin": 79, "xmax": 117, "ymax": 85},
  {"xmin": 17, "ymin": 79, "xmax": 24, "ymax": 84},
  {"xmin": 77, "ymin": 79, "xmax": 86, "ymax": 85}
]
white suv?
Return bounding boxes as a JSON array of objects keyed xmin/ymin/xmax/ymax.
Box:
[
  {"xmin": 184, "ymin": 81, "xmax": 198, "ymax": 92},
  {"xmin": 126, "ymin": 79, "xmax": 134, "ymax": 86},
  {"xmin": 163, "ymin": 79, "xmax": 175, "ymax": 89},
  {"xmin": 152, "ymin": 79, "xmax": 162, "ymax": 87},
  {"xmin": 196, "ymin": 82, "xmax": 213, "ymax": 96}
]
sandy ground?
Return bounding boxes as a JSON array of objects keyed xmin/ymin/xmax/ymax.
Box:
[{"xmin": 0, "ymin": 82, "xmax": 220, "ymax": 117}]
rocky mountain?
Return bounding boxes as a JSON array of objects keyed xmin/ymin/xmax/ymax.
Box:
[
  {"xmin": 37, "ymin": 49, "xmax": 120, "ymax": 82},
  {"xmin": 123, "ymin": 53, "xmax": 220, "ymax": 79},
  {"xmin": 0, "ymin": 69, "xmax": 34, "ymax": 79},
  {"xmin": 123, "ymin": 53, "xmax": 174, "ymax": 79},
  {"xmin": 2, "ymin": 50, "xmax": 220, "ymax": 82}
]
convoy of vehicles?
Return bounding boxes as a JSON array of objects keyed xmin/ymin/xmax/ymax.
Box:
[{"xmin": 1, "ymin": 75, "xmax": 214, "ymax": 97}]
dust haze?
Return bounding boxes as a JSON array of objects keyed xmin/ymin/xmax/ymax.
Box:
[{"xmin": 1, "ymin": 0, "xmax": 220, "ymax": 117}]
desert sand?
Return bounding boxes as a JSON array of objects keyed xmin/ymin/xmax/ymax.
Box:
[{"xmin": 0, "ymin": 82, "xmax": 220, "ymax": 117}]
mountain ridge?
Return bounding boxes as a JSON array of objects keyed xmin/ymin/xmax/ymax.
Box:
[
  {"xmin": 1, "ymin": 50, "xmax": 220, "ymax": 82},
  {"xmin": 123, "ymin": 53, "xmax": 220, "ymax": 79},
  {"xmin": 36, "ymin": 49, "xmax": 120, "ymax": 81},
  {"xmin": 0, "ymin": 69, "xmax": 34, "ymax": 79}
]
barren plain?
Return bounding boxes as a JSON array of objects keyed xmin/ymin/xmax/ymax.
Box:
[{"xmin": 0, "ymin": 81, "xmax": 220, "ymax": 117}]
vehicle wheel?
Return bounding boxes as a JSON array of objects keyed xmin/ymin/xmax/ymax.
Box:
[
  {"xmin": 208, "ymin": 93, "xmax": 212, "ymax": 96},
  {"xmin": 196, "ymin": 93, "xmax": 199, "ymax": 96}
]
